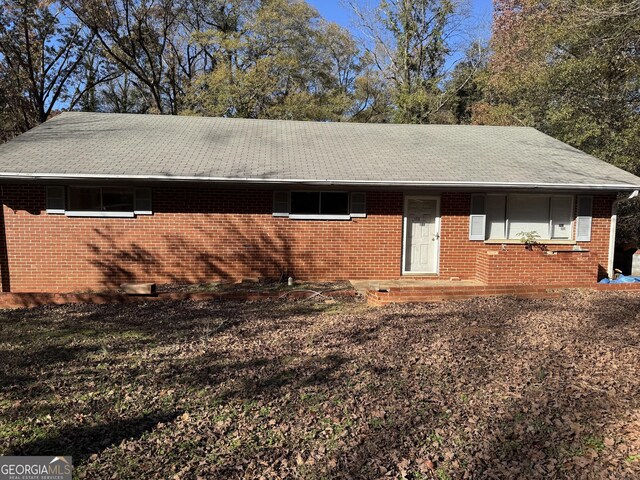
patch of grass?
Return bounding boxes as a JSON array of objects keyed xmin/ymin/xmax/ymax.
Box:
[
  {"xmin": 407, "ymin": 472, "xmax": 428, "ymax": 480},
  {"xmin": 428, "ymin": 431, "xmax": 444, "ymax": 446},
  {"xmin": 264, "ymin": 428, "xmax": 285, "ymax": 447},
  {"xmin": 300, "ymin": 391, "xmax": 328, "ymax": 409},
  {"xmin": 530, "ymin": 417, "xmax": 552, "ymax": 435},
  {"xmin": 584, "ymin": 435, "xmax": 606, "ymax": 453},
  {"xmin": 368, "ymin": 417, "xmax": 384, "ymax": 429},
  {"xmin": 0, "ymin": 421, "xmax": 51, "ymax": 445},
  {"xmin": 46, "ymin": 328, "xmax": 101, "ymax": 340},
  {"xmin": 259, "ymin": 406, "xmax": 271, "ymax": 417},
  {"xmin": 436, "ymin": 467, "xmax": 451, "ymax": 480},
  {"xmin": 116, "ymin": 330, "xmax": 154, "ymax": 341},
  {"xmin": 536, "ymin": 367, "xmax": 548, "ymax": 382},
  {"xmin": 498, "ymin": 439, "xmax": 522, "ymax": 457}
]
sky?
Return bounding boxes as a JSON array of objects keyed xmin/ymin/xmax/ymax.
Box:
[
  {"xmin": 306, "ymin": 0, "xmax": 494, "ymax": 69},
  {"xmin": 307, "ymin": 0, "xmax": 493, "ymax": 35}
]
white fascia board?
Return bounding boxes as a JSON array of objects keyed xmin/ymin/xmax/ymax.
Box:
[{"xmin": 0, "ymin": 171, "xmax": 639, "ymax": 191}]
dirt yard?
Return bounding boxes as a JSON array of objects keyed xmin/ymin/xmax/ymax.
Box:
[{"xmin": 1, "ymin": 292, "xmax": 640, "ymax": 479}]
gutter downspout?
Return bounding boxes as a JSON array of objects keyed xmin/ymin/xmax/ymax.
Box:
[{"xmin": 608, "ymin": 190, "xmax": 639, "ymax": 278}]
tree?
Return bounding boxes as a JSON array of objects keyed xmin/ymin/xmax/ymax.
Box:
[
  {"xmin": 443, "ymin": 40, "xmax": 488, "ymax": 124},
  {"xmin": 482, "ymin": 0, "xmax": 640, "ymax": 242},
  {"xmin": 0, "ymin": 0, "xmax": 100, "ymax": 129},
  {"xmin": 64, "ymin": 0, "xmax": 186, "ymax": 114},
  {"xmin": 96, "ymin": 70, "xmax": 151, "ymax": 113},
  {"xmin": 348, "ymin": 0, "xmax": 460, "ymax": 123},
  {"xmin": 349, "ymin": 66, "xmax": 394, "ymax": 123},
  {"xmin": 183, "ymin": 0, "xmax": 364, "ymax": 121},
  {"xmin": 0, "ymin": 67, "xmax": 29, "ymax": 143}
]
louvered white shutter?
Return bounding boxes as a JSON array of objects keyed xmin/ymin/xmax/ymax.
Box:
[
  {"xmin": 273, "ymin": 191, "xmax": 289, "ymax": 217},
  {"xmin": 134, "ymin": 188, "xmax": 153, "ymax": 214},
  {"xmin": 350, "ymin": 192, "xmax": 366, "ymax": 217},
  {"xmin": 469, "ymin": 194, "xmax": 486, "ymax": 241},
  {"xmin": 550, "ymin": 196, "xmax": 573, "ymax": 239},
  {"xmin": 46, "ymin": 186, "xmax": 65, "ymax": 214},
  {"xmin": 575, "ymin": 195, "xmax": 593, "ymax": 242}
]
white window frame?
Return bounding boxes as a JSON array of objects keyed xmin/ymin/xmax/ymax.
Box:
[
  {"xmin": 65, "ymin": 210, "xmax": 136, "ymax": 218},
  {"xmin": 272, "ymin": 191, "xmax": 290, "ymax": 217},
  {"xmin": 46, "ymin": 186, "xmax": 152, "ymax": 218},
  {"xmin": 485, "ymin": 193, "xmax": 507, "ymax": 240},
  {"xmin": 273, "ymin": 191, "xmax": 367, "ymax": 220},
  {"xmin": 505, "ymin": 194, "xmax": 574, "ymax": 241},
  {"xmin": 470, "ymin": 193, "xmax": 578, "ymax": 242}
]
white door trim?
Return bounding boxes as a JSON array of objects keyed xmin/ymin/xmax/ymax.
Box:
[{"xmin": 402, "ymin": 195, "xmax": 441, "ymax": 275}]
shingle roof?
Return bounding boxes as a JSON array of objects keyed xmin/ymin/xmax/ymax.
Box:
[{"xmin": 0, "ymin": 111, "xmax": 638, "ymax": 190}]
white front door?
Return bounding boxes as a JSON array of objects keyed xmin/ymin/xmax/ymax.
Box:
[{"xmin": 403, "ymin": 196, "xmax": 440, "ymax": 274}]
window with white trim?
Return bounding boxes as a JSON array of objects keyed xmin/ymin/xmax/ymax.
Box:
[
  {"xmin": 273, "ymin": 191, "xmax": 366, "ymax": 219},
  {"xmin": 469, "ymin": 194, "xmax": 588, "ymax": 241},
  {"xmin": 46, "ymin": 186, "xmax": 153, "ymax": 217}
]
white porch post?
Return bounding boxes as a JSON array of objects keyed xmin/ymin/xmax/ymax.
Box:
[{"xmin": 607, "ymin": 201, "xmax": 618, "ymax": 279}]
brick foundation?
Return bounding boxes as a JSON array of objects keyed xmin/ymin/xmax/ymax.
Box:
[
  {"xmin": 0, "ymin": 185, "xmax": 615, "ymax": 293},
  {"xmin": 476, "ymin": 250, "xmax": 598, "ymax": 285},
  {"xmin": 367, "ymin": 283, "xmax": 640, "ymax": 306}
]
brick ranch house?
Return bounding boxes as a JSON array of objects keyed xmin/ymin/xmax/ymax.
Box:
[{"xmin": 0, "ymin": 112, "xmax": 638, "ymax": 293}]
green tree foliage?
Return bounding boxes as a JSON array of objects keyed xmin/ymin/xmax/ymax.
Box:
[
  {"xmin": 97, "ymin": 70, "xmax": 152, "ymax": 113},
  {"xmin": 349, "ymin": 0, "xmax": 461, "ymax": 123},
  {"xmin": 0, "ymin": 0, "xmax": 376, "ymax": 123},
  {"xmin": 481, "ymin": 0, "xmax": 640, "ymax": 242},
  {"xmin": 382, "ymin": 0, "xmax": 455, "ymax": 123},
  {"xmin": 183, "ymin": 1, "xmax": 362, "ymax": 121},
  {"xmin": 349, "ymin": 67, "xmax": 394, "ymax": 123},
  {"xmin": 0, "ymin": 64, "xmax": 29, "ymax": 143},
  {"xmin": 1, "ymin": 0, "xmax": 470, "ymax": 131}
]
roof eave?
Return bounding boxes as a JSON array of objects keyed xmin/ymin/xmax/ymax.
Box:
[{"xmin": 0, "ymin": 172, "xmax": 638, "ymax": 192}]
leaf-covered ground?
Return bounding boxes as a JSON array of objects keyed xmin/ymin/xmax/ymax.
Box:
[{"xmin": 1, "ymin": 292, "xmax": 640, "ymax": 479}]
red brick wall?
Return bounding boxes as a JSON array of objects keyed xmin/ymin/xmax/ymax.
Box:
[
  {"xmin": 0, "ymin": 185, "xmax": 615, "ymax": 292},
  {"xmin": 439, "ymin": 192, "xmax": 615, "ymax": 283},
  {"xmin": 0, "ymin": 185, "xmax": 404, "ymax": 292},
  {"xmin": 439, "ymin": 192, "xmax": 488, "ymax": 279},
  {"xmin": 476, "ymin": 250, "xmax": 598, "ymax": 285},
  {"xmin": 589, "ymin": 194, "xmax": 616, "ymax": 279}
]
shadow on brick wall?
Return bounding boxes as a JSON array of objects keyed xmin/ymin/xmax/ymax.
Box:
[{"xmin": 86, "ymin": 219, "xmax": 300, "ymax": 288}]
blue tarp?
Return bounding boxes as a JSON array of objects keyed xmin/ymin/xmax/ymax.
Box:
[{"xmin": 599, "ymin": 275, "xmax": 640, "ymax": 284}]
